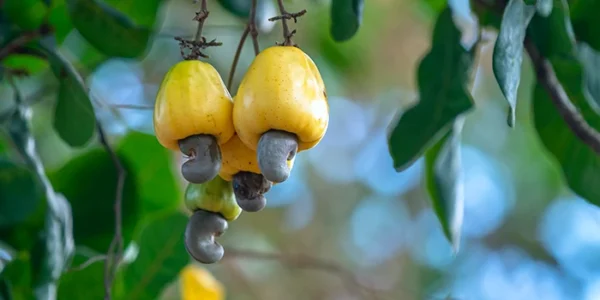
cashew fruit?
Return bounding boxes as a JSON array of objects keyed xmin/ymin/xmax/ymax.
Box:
[
  {"xmin": 154, "ymin": 60, "xmax": 235, "ymax": 184},
  {"xmin": 179, "ymin": 264, "xmax": 224, "ymax": 300},
  {"xmin": 219, "ymin": 134, "xmax": 280, "ymax": 212},
  {"xmin": 185, "ymin": 209, "xmax": 227, "ymax": 264},
  {"xmin": 233, "ymin": 46, "xmax": 328, "ymax": 183},
  {"xmin": 184, "ymin": 176, "xmax": 242, "ymax": 222}
]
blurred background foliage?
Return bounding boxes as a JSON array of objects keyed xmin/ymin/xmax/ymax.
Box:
[{"xmin": 1, "ymin": 0, "xmax": 600, "ymax": 299}]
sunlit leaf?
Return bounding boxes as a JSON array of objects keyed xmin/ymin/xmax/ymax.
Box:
[
  {"xmin": 48, "ymin": 0, "xmax": 73, "ymax": 44},
  {"xmin": 330, "ymin": 0, "xmax": 364, "ymax": 42},
  {"xmin": 66, "ymin": 0, "xmax": 151, "ymax": 58},
  {"xmin": 388, "ymin": 7, "xmax": 475, "ymax": 171},
  {"xmin": 425, "ymin": 119, "xmax": 465, "ymax": 250},
  {"xmin": 0, "ymin": 159, "xmax": 40, "ymax": 228},
  {"xmin": 180, "ymin": 264, "xmax": 224, "ymax": 300},
  {"xmin": 120, "ymin": 212, "xmax": 189, "ymax": 300},
  {"xmin": 1, "ymin": 54, "xmax": 49, "ymax": 76},
  {"xmin": 492, "ymin": 0, "xmax": 536, "ymax": 127}
]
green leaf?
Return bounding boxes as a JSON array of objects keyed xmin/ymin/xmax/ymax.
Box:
[
  {"xmin": 0, "ymin": 160, "xmax": 40, "ymax": 229},
  {"xmin": 532, "ymin": 80, "xmax": 600, "ymax": 204},
  {"xmin": 425, "ymin": 118, "xmax": 465, "ymax": 251},
  {"xmin": 527, "ymin": 0, "xmax": 575, "ymax": 58},
  {"xmin": 330, "ymin": 0, "xmax": 364, "ymax": 42},
  {"xmin": 120, "ymin": 212, "xmax": 189, "ymax": 300},
  {"xmin": 117, "ymin": 132, "xmax": 181, "ymax": 215},
  {"xmin": 66, "ymin": 0, "xmax": 151, "ymax": 58},
  {"xmin": 37, "ymin": 38, "xmax": 96, "ymax": 148},
  {"xmin": 388, "ymin": 7, "xmax": 475, "ymax": 171},
  {"xmin": 6, "ymin": 106, "xmax": 74, "ymax": 300},
  {"xmin": 2, "ymin": 0, "xmax": 48, "ymax": 31},
  {"xmin": 492, "ymin": 0, "xmax": 536, "ymax": 127},
  {"xmin": 48, "ymin": 0, "xmax": 74, "ymax": 44},
  {"xmin": 536, "ymin": 0, "xmax": 553, "ymax": 17},
  {"xmin": 57, "ymin": 258, "xmax": 104, "ymax": 299},
  {"xmin": 103, "ymin": 0, "xmax": 165, "ymax": 28},
  {"xmin": 1, "ymin": 54, "xmax": 49, "ymax": 76},
  {"xmin": 0, "ymin": 278, "xmax": 12, "ymax": 300},
  {"xmin": 524, "ymin": 0, "xmax": 536, "ymax": 4},
  {"xmin": 570, "ymin": 0, "xmax": 600, "ymax": 52},
  {"xmin": 0, "ymin": 252, "xmax": 32, "ymax": 300},
  {"xmin": 48, "ymin": 149, "xmax": 139, "ymax": 252}
]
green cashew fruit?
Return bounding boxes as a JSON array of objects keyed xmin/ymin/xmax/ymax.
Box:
[{"xmin": 184, "ymin": 175, "xmax": 242, "ymax": 222}]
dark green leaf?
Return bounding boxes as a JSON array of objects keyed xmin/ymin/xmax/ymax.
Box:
[
  {"xmin": 57, "ymin": 258, "xmax": 104, "ymax": 299},
  {"xmin": 117, "ymin": 132, "xmax": 180, "ymax": 215},
  {"xmin": 66, "ymin": 0, "xmax": 151, "ymax": 58},
  {"xmin": 48, "ymin": 149, "xmax": 139, "ymax": 252},
  {"xmin": 48, "ymin": 0, "xmax": 74, "ymax": 44},
  {"xmin": 0, "ymin": 160, "xmax": 40, "ymax": 228},
  {"xmin": 330, "ymin": 0, "xmax": 364, "ymax": 42},
  {"xmin": 524, "ymin": 0, "xmax": 536, "ymax": 4},
  {"xmin": 2, "ymin": 0, "xmax": 48, "ymax": 31},
  {"xmin": 425, "ymin": 119, "xmax": 464, "ymax": 250},
  {"xmin": 527, "ymin": 0, "xmax": 575, "ymax": 58},
  {"xmin": 388, "ymin": 7, "xmax": 475, "ymax": 171},
  {"xmin": 570, "ymin": 0, "xmax": 600, "ymax": 52},
  {"xmin": 37, "ymin": 38, "xmax": 96, "ymax": 148},
  {"xmin": 103, "ymin": 0, "xmax": 165, "ymax": 28},
  {"xmin": 120, "ymin": 212, "xmax": 189, "ymax": 300},
  {"xmin": 0, "ymin": 278, "xmax": 12, "ymax": 300},
  {"xmin": 1, "ymin": 54, "xmax": 49, "ymax": 76},
  {"xmin": 0, "ymin": 253, "xmax": 32, "ymax": 300},
  {"xmin": 493, "ymin": 0, "xmax": 536, "ymax": 127},
  {"xmin": 532, "ymin": 80, "xmax": 600, "ymax": 204}
]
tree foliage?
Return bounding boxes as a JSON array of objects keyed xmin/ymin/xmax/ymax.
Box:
[{"xmin": 0, "ymin": 0, "xmax": 599, "ymax": 298}]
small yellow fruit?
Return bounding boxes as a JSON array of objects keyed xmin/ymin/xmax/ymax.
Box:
[
  {"xmin": 233, "ymin": 46, "xmax": 329, "ymax": 152},
  {"xmin": 184, "ymin": 176, "xmax": 242, "ymax": 221},
  {"xmin": 154, "ymin": 60, "xmax": 234, "ymax": 151},
  {"xmin": 179, "ymin": 264, "xmax": 224, "ymax": 300}
]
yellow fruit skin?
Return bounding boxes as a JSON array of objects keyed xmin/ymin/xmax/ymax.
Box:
[
  {"xmin": 219, "ymin": 134, "xmax": 294, "ymax": 182},
  {"xmin": 184, "ymin": 176, "xmax": 242, "ymax": 221},
  {"xmin": 233, "ymin": 46, "xmax": 329, "ymax": 152},
  {"xmin": 180, "ymin": 264, "xmax": 224, "ymax": 300},
  {"xmin": 154, "ymin": 60, "xmax": 235, "ymax": 151}
]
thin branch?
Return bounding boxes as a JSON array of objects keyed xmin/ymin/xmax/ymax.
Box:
[
  {"xmin": 224, "ymin": 248, "xmax": 375, "ymax": 298},
  {"xmin": 175, "ymin": 0, "xmax": 222, "ymax": 60},
  {"xmin": 227, "ymin": 0, "xmax": 261, "ymax": 90},
  {"xmin": 473, "ymin": 0, "xmax": 600, "ymax": 154},
  {"xmin": 67, "ymin": 255, "xmax": 107, "ymax": 272},
  {"xmin": 525, "ymin": 39, "xmax": 600, "ymax": 153},
  {"xmin": 0, "ymin": 31, "xmax": 41, "ymax": 61},
  {"xmin": 99, "ymin": 123, "xmax": 126, "ymax": 300},
  {"xmin": 269, "ymin": 0, "xmax": 306, "ymax": 46}
]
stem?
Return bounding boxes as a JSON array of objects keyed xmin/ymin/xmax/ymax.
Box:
[
  {"xmin": 0, "ymin": 31, "xmax": 41, "ymax": 61},
  {"xmin": 227, "ymin": 0, "xmax": 260, "ymax": 90},
  {"xmin": 276, "ymin": 0, "xmax": 292, "ymax": 46},
  {"xmin": 194, "ymin": 0, "xmax": 209, "ymax": 42},
  {"xmin": 100, "ymin": 123, "xmax": 126, "ymax": 300}
]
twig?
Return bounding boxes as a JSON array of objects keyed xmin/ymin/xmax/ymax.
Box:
[
  {"xmin": 525, "ymin": 39, "xmax": 600, "ymax": 153},
  {"xmin": 67, "ymin": 255, "xmax": 107, "ymax": 272},
  {"xmin": 175, "ymin": 0, "xmax": 222, "ymax": 60},
  {"xmin": 224, "ymin": 248, "xmax": 375, "ymax": 298},
  {"xmin": 269, "ymin": 0, "xmax": 306, "ymax": 46},
  {"xmin": 473, "ymin": 0, "xmax": 600, "ymax": 154},
  {"xmin": 100, "ymin": 123, "xmax": 127, "ymax": 300},
  {"xmin": 0, "ymin": 31, "xmax": 41, "ymax": 61},
  {"xmin": 227, "ymin": 0, "xmax": 261, "ymax": 90}
]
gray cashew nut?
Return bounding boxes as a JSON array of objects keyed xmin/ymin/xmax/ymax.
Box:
[
  {"xmin": 184, "ymin": 209, "xmax": 228, "ymax": 264},
  {"xmin": 179, "ymin": 134, "xmax": 221, "ymax": 184},
  {"xmin": 257, "ymin": 130, "xmax": 298, "ymax": 183},
  {"xmin": 232, "ymin": 172, "xmax": 273, "ymax": 212}
]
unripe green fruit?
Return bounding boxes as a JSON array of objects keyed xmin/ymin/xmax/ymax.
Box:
[{"xmin": 184, "ymin": 176, "xmax": 242, "ymax": 221}]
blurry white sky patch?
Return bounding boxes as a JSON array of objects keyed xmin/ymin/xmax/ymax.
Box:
[
  {"xmin": 88, "ymin": 59, "xmax": 156, "ymax": 136},
  {"xmin": 539, "ymin": 196, "xmax": 600, "ymax": 280},
  {"xmin": 409, "ymin": 209, "xmax": 455, "ymax": 270}
]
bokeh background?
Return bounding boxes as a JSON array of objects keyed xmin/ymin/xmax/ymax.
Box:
[{"xmin": 3, "ymin": 0, "xmax": 599, "ymax": 299}]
